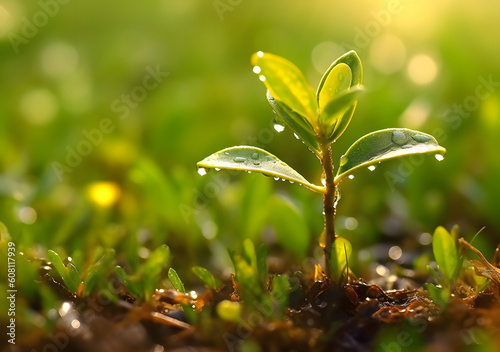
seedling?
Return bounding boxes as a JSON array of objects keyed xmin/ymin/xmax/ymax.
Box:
[{"xmin": 197, "ymin": 51, "xmax": 446, "ymax": 278}]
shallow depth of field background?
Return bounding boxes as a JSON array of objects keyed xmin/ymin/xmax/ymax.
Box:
[{"xmin": 1, "ymin": 0, "xmax": 500, "ymax": 316}]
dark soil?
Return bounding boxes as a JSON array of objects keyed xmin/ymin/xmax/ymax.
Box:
[{"xmin": 7, "ymin": 264, "xmax": 500, "ymax": 352}]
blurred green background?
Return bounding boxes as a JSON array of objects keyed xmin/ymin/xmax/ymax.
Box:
[{"xmin": 1, "ymin": 0, "xmax": 500, "ymax": 295}]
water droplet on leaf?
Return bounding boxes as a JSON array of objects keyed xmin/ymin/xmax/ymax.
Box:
[
  {"xmin": 273, "ymin": 122, "xmax": 285, "ymax": 133},
  {"xmin": 293, "ymin": 133, "xmax": 300, "ymax": 139},
  {"xmin": 273, "ymin": 177, "xmax": 280, "ymax": 181},
  {"xmin": 251, "ymin": 153, "xmax": 259, "ymax": 160},
  {"xmin": 348, "ymin": 175, "xmax": 355, "ymax": 180},
  {"xmin": 197, "ymin": 168, "xmax": 207, "ymax": 176},
  {"xmin": 391, "ymin": 130, "xmax": 407, "ymax": 146},
  {"xmin": 339, "ymin": 155, "xmax": 348, "ymax": 167},
  {"xmin": 435, "ymin": 154, "xmax": 444, "ymax": 161},
  {"xmin": 252, "ymin": 66, "xmax": 261, "ymax": 74},
  {"xmin": 259, "ymin": 75, "xmax": 266, "ymax": 82},
  {"xmin": 234, "ymin": 157, "xmax": 246, "ymax": 163},
  {"xmin": 368, "ymin": 165, "xmax": 376, "ymax": 171},
  {"xmin": 334, "ymin": 189, "xmax": 341, "ymax": 208},
  {"xmin": 215, "ymin": 168, "xmax": 221, "ymax": 171},
  {"xmin": 412, "ymin": 133, "xmax": 431, "ymax": 143}
]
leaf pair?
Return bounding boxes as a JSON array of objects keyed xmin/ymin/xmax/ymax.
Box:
[
  {"xmin": 197, "ymin": 128, "xmax": 446, "ymax": 192},
  {"xmin": 251, "ymin": 51, "xmax": 363, "ymax": 147},
  {"xmin": 48, "ymin": 250, "xmax": 82, "ymax": 294},
  {"xmin": 115, "ymin": 244, "xmax": 170, "ymax": 301}
]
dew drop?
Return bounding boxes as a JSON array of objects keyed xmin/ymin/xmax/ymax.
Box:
[
  {"xmin": 251, "ymin": 153, "xmax": 259, "ymax": 160},
  {"xmin": 253, "ymin": 162, "xmax": 261, "ymax": 166},
  {"xmin": 197, "ymin": 168, "xmax": 207, "ymax": 176},
  {"xmin": 215, "ymin": 168, "xmax": 221, "ymax": 171},
  {"xmin": 391, "ymin": 130, "xmax": 407, "ymax": 146},
  {"xmin": 348, "ymin": 175, "xmax": 355, "ymax": 180},
  {"xmin": 247, "ymin": 171, "xmax": 252, "ymax": 173},
  {"xmin": 234, "ymin": 157, "xmax": 246, "ymax": 163},
  {"xmin": 334, "ymin": 189, "xmax": 341, "ymax": 208},
  {"xmin": 293, "ymin": 133, "xmax": 300, "ymax": 139},
  {"xmin": 339, "ymin": 155, "xmax": 348, "ymax": 167},
  {"xmin": 224, "ymin": 151, "xmax": 230, "ymax": 156},
  {"xmin": 273, "ymin": 177, "xmax": 280, "ymax": 181},
  {"xmin": 289, "ymin": 180, "xmax": 294, "ymax": 184},
  {"xmin": 368, "ymin": 165, "xmax": 376, "ymax": 171},
  {"xmin": 321, "ymin": 178, "xmax": 326, "ymax": 186},
  {"xmin": 412, "ymin": 133, "xmax": 431, "ymax": 143},
  {"xmin": 259, "ymin": 75, "xmax": 266, "ymax": 82},
  {"xmin": 252, "ymin": 66, "xmax": 261, "ymax": 74},
  {"xmin": 257, "ymin": 51, "xmax": 264, "ymax": 58},
  {"xmin": 273, "ymin": 122, "xmax": 285, "ymax": 133},
  {"xmin": 281, "ymin": 178, "xmax": 286, "ymax": 182},
  {"xmin": 435, "ymin": 154, "xmax": 444, "ymax": 161}
]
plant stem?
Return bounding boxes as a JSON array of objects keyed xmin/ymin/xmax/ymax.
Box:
[{"xmin": 320, "ymin": 143, "xmax": 337, "ymax": 279}]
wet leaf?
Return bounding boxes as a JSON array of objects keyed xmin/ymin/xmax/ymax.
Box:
[
  {"xmin": 424, "ymin": 283, "xmax": 450, "ymax": 309},
  {"xmin": 335, "ymin": 128, "xmax": 446, "ymax": 184},
  {"xmin": 47, "ymin": 250, "xmax": 81, "ymax": 294},
  {"xmin": 192, "ymin": 266, "xmax": 221, "ymax": 291},
  {"xmin": 317, "ymin": 51, "xmax": 363, "ymax": 142},
  {"xmin": 168, "ymin": 268, "xmax": 186, "ymax": 293},
  {"xmin": 433, "ymin": 226, "xmax": 458, "ymax": 284},
  {"xmin": 251, "ymin": 52, "xmax": 316, "ymax": 125},
  {"xmin": 267, "ymin": 91, "xmax": 319, "ymax": 154},
  {"xmin": 319, "ymin": 87, "xmax": 364, "ymax": 137},
  {"xmin": 197, "ymin": 146, "xmax": 325, "ymax": 193}
]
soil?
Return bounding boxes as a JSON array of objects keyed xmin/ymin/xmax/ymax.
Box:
[{"xmin": 7, "ymin": 257, "xmax": 500, "ymax": 352}]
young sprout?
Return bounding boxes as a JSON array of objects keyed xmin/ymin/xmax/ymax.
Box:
[{"xmin": 197, "ymin": 51, "xmax": 446, "ymax": 279}]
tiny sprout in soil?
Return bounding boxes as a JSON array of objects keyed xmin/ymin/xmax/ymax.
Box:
[{"xmin": 197, "ymin": 50, "xmax": 446, "ymax": 279}]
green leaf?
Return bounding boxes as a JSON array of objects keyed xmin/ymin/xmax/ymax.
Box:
[
  {"xmin": 242, "ymin": 238, "xmax": 258, "ymax": 269},
  {"xmin": 330, "ymin": 236, "xmax": 352, "ymax": 281},
  {"xmin": 424, "ymin": 283, "xmax": 450, "ymax": 309},
  {"xmin": 83, "ymin": 249, "xmax": 116, "ymax": 297},
  {"xmin": 432, "ymin": 226, "xmax": 458, "ymax": 285},
  {"xmin": 319, "ymin": 86, "xmax": 364, "ymax": 135},
  {"xmin": 317, "ymin": 51, "xmax": 363, "ymax": 142},
  {"xmin": 270, "ymin": 196, "xmax": 310, "ymax": 259},
  {"xmin": 318, "ymin": 63, "xmax": 352, "ymax": 114},
  {"xmin": 335, "ymin": 128, "xmax": 446, "ymax": 184},
  {"xmin": 251, "ymin": 52, "xmax": 317, "ymax": 125},
  {"xmin": 197, "ymin": 146, "xmax": 325, "ymax": 194},
  {"xmin": 142, "ymin": 244, "xmax": 170, "ymax": 299},
  {"xmin": 114, "ymin": 265, "xmax": 141, "ymax": 298},
  {"xmin": 168, "ymin": 268, "xmax": 186, "ymax": 293},
  {"xmin": 228, "ymin": 248, "xmax": 262, "ymax": 301},
  {"xmin": 267, "ymin": 92, "xmax": 319, "ymax": 154},
  {"xmin": 47, "ymin": 250, "xmax": 81, "ymax": 294},
  {"xmin": 272, "ymin": 275, "xmax": 290, "ymax": 318},
  {"xmin": 192, "ymin": 266, "xmax": 221, "ymax": 291}
]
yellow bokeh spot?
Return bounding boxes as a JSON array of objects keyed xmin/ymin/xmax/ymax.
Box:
[
  {"xmin": 407, "ymin": 54, "xmax": 439, "ymax": 85},
  {"xmin": 87, "ymin": 182, "xmax": 121, "ymax": 207}
]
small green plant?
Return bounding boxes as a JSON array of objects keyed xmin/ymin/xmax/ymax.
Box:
[
  {"xmin": 115, "ymin": 244, "xmax": 170, "ymax": 301},
  {"xmin": 424, "ymin": 226, "xmax": 462, "ymax": 308},
  {"xmin": 425, "ymin": 226, "xmax": 491, "ymax": 308},
  {"xmin": 197, "ymin": 51, "xmax": 446, "ymax": 278}
]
